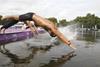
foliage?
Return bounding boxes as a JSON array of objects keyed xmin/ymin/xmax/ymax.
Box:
[
  {"xmin": 73, "ymin": 13, "xmax": 100, "ymax": 29},
  {"xmin": 59, "ymin": 19, "xmax": 69, "ymax": 27},
  {"xmin": 47, "ymin": 17, "xmax": 58, "ymax": 26}
]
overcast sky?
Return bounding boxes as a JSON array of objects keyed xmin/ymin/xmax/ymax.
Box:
[{"xmin": 0, "ymin": 0, "xmax": 99, "ymax": 20}]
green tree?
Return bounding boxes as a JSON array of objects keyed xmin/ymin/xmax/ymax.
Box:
[
  {"xmin": 59, "ymin": 19, "xmax": 69, "ymax": 27},
  {"xmin": 73, "ymin": 13, "xmax": 100, "ymax": 29},
  {"xmin": 47, "ymin": 17, "xmax": 58, "ymax": 26}
]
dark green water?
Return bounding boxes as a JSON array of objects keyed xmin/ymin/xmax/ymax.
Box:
[{"xmin": 0, "ymin": 31, "xmax": 100, "ymax": 67}]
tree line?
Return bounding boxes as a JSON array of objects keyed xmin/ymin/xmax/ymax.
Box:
[
  {"xmin": 73, "ymin": 13, "xmax": 100, "ymax": 29},
  {"xmin": 47, "ymin": 13, "xmax": 100, "ymax": 29}
]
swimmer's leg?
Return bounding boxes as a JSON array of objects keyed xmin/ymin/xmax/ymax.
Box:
[
  {"xmin": 0, "ymin": 28, "xmax": 5, "ymax": 34},
  {"xmin": 0, "ymin": 28, "xmax": 2, "ymax": 33},
  {"xmin": 0, "ymin": 28, "xmax": 6, "ymax": 34}
]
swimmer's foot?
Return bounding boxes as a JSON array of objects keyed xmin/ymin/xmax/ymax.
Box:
[{"xmin": 67, "ymin": 40, "xmax": 76, "ymax": 50}]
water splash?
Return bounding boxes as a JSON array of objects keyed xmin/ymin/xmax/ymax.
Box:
[{"xmin": 59, "ymin": 24, "xmax": 78, "ymax": 40}]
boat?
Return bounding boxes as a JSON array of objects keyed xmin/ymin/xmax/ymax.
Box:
[{"xmin": 0, "ymin": 28, "xmax": 45, "ymax": 45}]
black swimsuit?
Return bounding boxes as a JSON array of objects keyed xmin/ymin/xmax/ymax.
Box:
[
  {"xmin": 19, "ymin": 12, "xmax": 35, "ymax": 22},
  {"xmin": 1, "ymin": 19, "xmax": 18, "ymax": 29}
]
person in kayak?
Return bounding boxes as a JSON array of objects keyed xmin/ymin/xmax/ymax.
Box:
[{"xmin": 1, "ymin": 12, "xmax": 76, "ymax": 49}]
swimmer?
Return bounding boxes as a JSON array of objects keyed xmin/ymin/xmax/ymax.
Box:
[
  {"xmin": 0, "ymin": 17, "xmax": 36, "ymax": 34},
  {"xmin": 1, "ymin": 12, "xmax": 76, "ymax": 49}
]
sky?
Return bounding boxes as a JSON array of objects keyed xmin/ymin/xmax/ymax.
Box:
[{"xmin": 0, "ymin": 0, "xmax": 100, "ymax": 20}]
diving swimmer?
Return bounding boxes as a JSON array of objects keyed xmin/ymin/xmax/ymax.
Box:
[
  {"xmin": 0, "ymin": 17, "xmax": 18, "ymax": 33},
  {"xmin": 1, "ymin": 12, "xmax": 76, "ymax": 49},
  {"xmin": 0, "ymin": 16, "xmax": 37, "ymax": 34}
]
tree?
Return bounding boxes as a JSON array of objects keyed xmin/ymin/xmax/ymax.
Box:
[
  {"xmin": 73, "ymin": 13, "xmax": 100, "ymax": 29},
  {"xmin": 59, "ymin": 19, "xmax": 69, "ymax": 27},
  {"xmin": 47, "ymin": 17, "xmax": 58, "ymax": 26}
]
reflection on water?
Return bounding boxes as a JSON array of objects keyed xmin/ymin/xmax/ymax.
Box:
[
  {"xmin": 77, "ymin": 30, "xmax": 100, "ymax": 42},
  {"xmin": 40, "ymin": 51, "xmax": 76, "ymax": 67},
  {"xmin": 0, "ymin": 44, "xmax": 52, "ymax": 67},
  {"xmin": 0, "ymin": 33, "xmax": 76, "ymax": 67},
  {"xmin": 0, "ymin": 27, "xmax": 100, "ymax": 67},
  {"xmin": 0, "ymin": 45, "xmax": 35, "ymax": 67},
  {"xmin": 76, "ymin": 30, "xmax": 100, "ymax": 48},
  {"xmin": 0, "ymin": 45, "xmax": 51, "ymax": 67},
  {"xmin": 0, "ymin": 43, "xmax": 76, "ymax": 67}
]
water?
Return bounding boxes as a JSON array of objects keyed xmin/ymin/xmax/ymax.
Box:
[
  {"xmin": 0, "ymin": 0, "xmax": 100, "ymax": 66},
  {"xmin": 0, "ymin": 25, "xmax": 100, "ymax": 67}
]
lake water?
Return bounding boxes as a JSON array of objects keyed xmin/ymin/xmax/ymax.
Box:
[
  {"xmin": 0, "ymin": 27, "xmax": 100, "ymax": 67},
  {"xmin": 0, "ymin": 0, "xmax": 100, "ymax": 66}
]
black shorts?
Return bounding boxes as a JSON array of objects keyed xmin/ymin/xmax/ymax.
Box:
[
  {"xmin": 1, "ymin": 19, "xmax": 18, "ymax": 29},
  {"xmin": 19, "ymin": 12, "xmax": 35, "ymax": 22}
]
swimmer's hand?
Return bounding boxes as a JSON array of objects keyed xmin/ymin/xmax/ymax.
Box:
[
  {"xmin": 69, "ymin": 44, "xmax": 77, "ymax": 50},
  {"xmin": 67, "ymin": 41, "xmax": 77, "ymax": 50}
]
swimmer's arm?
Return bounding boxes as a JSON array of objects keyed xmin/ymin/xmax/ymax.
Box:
[
  {"xmin": 51, "ymin": 28, "xmax": 76, "ymax": 49},
  {"xmin": 21, "ymin": 24, "xmax": 27, "ymax": 31},
  {"xmin": 25, "ymin": 21, "xmax": 37, "ymax": 33}
]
